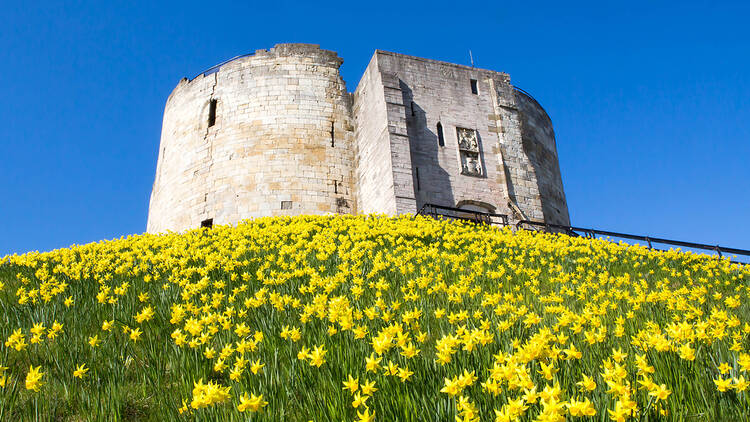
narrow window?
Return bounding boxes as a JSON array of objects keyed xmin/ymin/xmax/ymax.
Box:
[
  {"xmin": 201, "ymin": 218, "xmax": 213, "ymax": 228},
  {"xmin": 437, "ymin": 122, "xmax": 445, "ymax": 147},
  {"xmin": 208, "ymin": 99, "xmax": 217, "ymax": 127},
  {"xmin": 415, "ymin": 167, "xmax": 421, "ymax": 191},
  {"xmin": 410, "ymin": 101, "xmax": 415, "ymax": 116},
  {"xmin": 470, "ymin": 79, "xmax": 478, "ymax": 95},
  {"xmin": 333, "ymin": 179, "xmax": 338, "ymax": 194},
  {"xmin": 281, "ymin": 201, "xmax": 293, "ymax": 210},
  {"xmin": 330, "ymin": 121, "xmax": 335, "ymax": 147}
]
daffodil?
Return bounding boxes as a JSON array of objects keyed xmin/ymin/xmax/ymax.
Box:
[
  {"xmin": 88, "ymin": 335, "xmax": 101, "ymax": 348},
  {"xmin": 356, "ymin": 407, "xmax": 375, "ymax": 422},
  {"xmin": 237, "ymin": 392, "xmax": 267, "ymax": 412},
  {"xmin": 715, "ymin": 377, "xmax": 732, "ymax": 392},
  {"xmin": 342, "ymin": 375, "xmax": 359, "ymax": 393},
  {"xmin": 734, "ymin": 375, "xmax": 749, "ymax": 392},
  {"xmin": 397, "ymin": 367, "xmax": 414, "ymax": 382},
  {"xmin": 308, "ymin": 345, "xmax": 326, "ymax": 367},
  {"xmin": 250, "ymin": 359, "xmax": 264, "ymax": 375},
  {"xmin": 129, "ymin": 328, "xmax": 143, "ymax": 342},
  {"xmin": 351, "ymin": 392, "xmax": 368, "ymax": 408},
  {"xmin": 365, "ymin": 353, "xmax": 381, "ymax": 373},
  {"xmin": 649, "ymin": 383, "xmax": 671, "ymax": 401},
  {"xmin": 25, "ymin": 365, "xmax": 44, "ymax": 392},
  {"xmin": 360, "ymin": 379, "xmax": 377, "ymax": 395},
  {"xmin": 567, "ymin": 397, "xmax": 596, "ymax": 417},
  {"xmin": 577, "ymin": 374, "xmax": 596, "ymax": 391},
  {"xmin": 73, "ymin": 363, "xmax": 89, "ymax": 379}
]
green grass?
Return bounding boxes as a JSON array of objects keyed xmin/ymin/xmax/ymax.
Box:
[{"xmin": 0, "ymin": 215, "xmax": 748, "ymax": 421}]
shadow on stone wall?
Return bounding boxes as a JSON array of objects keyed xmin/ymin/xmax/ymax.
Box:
[
  {"xmin": 475, "ymin": 131, "xmax": 489, "ymax": 181},
  {"xmin": 399, "ymin": 81, "xmax": 454, "ymax": 211},
  {"xmin": 514, "ymin": 90, "xmax": 570, "ymax": 225}
]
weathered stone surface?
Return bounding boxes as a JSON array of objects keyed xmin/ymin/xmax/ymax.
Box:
[
  {"xmin": 147, "ymin": 44, "xmax": 570, "ymax": 233},
  {"xmin": 147, "ymin": 44, "xmax": 355, "ymax": 233}
]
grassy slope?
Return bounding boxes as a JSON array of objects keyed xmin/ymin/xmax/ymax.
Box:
[{"xmin": 0, "ymin": 215, "xmax": 748, "ymax": 421}]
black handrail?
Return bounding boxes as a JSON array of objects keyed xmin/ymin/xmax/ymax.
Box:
[
  {"xmin": 417, "ymin": 203, "xmax": 509, "ymax": 226},
  {"xmin": 516, "ymin": 220, "xmax": 750, "ymax": 262},
  {"xmin": 416, "ymin": 203, "xmax": 748, "ymax": 262},
  {"xmin": 513, "ymin": 86, "xmax": 544, "ymax": 112},
  {"xmin": 190, "ymin": 53, "xmax": 255, "ymax": 81}
]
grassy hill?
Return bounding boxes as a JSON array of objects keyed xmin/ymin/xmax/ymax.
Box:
[{"xmin": 0, "ymin": 215, "xmax": 748, "ymax": 421}]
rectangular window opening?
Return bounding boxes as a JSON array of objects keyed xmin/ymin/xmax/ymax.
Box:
[
  {"xmin": 330, "ymin": 121, "xmax": 335, "ymax": 147},
  {"xmin": 208, "ymin": 99, "xmax": 217, "ymax": 127},
  {"xmin": 333, "ymin": 180, "xmax": 338, "ymax": 194},
  {"xmin": 410, "ymin": 101, "xmax": 415, "ymax": 116},
  {"xmin": 437, "ymin": 122, "xmax": 445, "ymax": 147},
  {"xmin": 415, "ymin": 167, "xmax": 421, "ymax": 191},
  {"xmin": 281, "ymin": 200, "xmax": 293, "ymax": 210},
  {"xmin": 470, "ymin": 79, "xmax": 478, "ymax": 95},
  {"xmin": 201, "ymin": 218, "xmax": 213, "ymax": 228}
]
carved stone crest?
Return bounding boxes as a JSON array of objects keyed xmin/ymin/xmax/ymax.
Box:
[
  {"xmin": 456, "ymin": 128, "xmax": 482, "ymax": 176},
  {"xmin": 457, "ymin": 127, "xmax": 478, "ymax": 152}
]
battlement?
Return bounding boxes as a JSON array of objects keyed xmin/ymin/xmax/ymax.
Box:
[
  {"xmin": 185, "ymin": 43, "xmax": 343, "ymax": 83},
  {"xmin": 374, "ymin": 49, "xmax": 511, "ymax": 80}
]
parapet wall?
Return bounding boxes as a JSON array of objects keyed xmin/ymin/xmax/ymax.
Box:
[{"xmin": 147, "ymin": 44, "xmax": 355, "ymax": 233}]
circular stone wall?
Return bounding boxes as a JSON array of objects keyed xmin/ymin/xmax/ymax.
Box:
[
  {"xmin": 147, "ymin": 44, "xmax": 355, "ymax": 233},
  {"xmin": 514, "ymin": 88, "xmax": 570, "ymax": 226}
]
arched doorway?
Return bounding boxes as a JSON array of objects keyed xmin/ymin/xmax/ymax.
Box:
[{"xmin": 455, "ymin": 200, "xmax": 496, "ymax": 224}]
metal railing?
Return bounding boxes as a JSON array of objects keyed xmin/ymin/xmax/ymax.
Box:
[
  {"xmin": 190, "ymin": 53, "xmax": 254, "ymax": 81},
  {"xmin": 415, "ymin": 204, "xmax": 749, "ymax": 262},
  {"xmin": 513, "ymin": 86, "xmax": 545, "ymax": 113},
  {"xmin": 516, "ymin": 220, "xmax": 750, "ymax": 262},
  {"xmin": 417, "ymin": 203, "xmax": 509, "ymax": 227}
]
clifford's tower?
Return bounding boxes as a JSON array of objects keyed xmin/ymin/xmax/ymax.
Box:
[{"xmin": 147, "ymin": 44, "xmax": 569, "ymax": 233}]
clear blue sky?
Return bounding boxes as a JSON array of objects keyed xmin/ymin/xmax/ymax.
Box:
[{"xmin": 1, "ymin": 0, "xmax": 748, "ymax": 256}]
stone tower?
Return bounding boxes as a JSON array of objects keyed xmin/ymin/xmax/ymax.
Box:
[
  {"xmin": 147, "ymin": 44, "xmax": 569, "ymax": 233},
  {"xmin": 147, "ymin": 44, "xmax": 354, "ymax": 233}
]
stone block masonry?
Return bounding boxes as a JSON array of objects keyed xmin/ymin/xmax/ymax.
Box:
[
  {"xmin": 147, "ymin": 44, "xmax": 355, "ymax": 233},
  {"xmin": 147, "ymin": 44, "xmax": 569, "ymax": 233}
]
